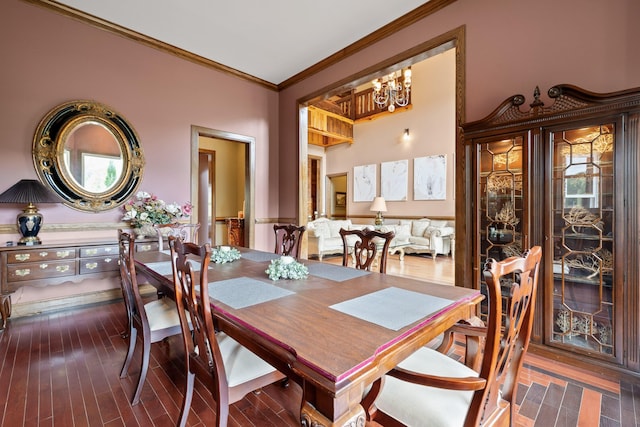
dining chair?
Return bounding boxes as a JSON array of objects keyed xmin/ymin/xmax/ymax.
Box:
[
  {"xmin": 273, "ymin": 223, "xmax": 306, "ymax": 259},
  {"xmin": 339, "ymin": 228, "xmax": 395, "ymax": 273},
  {"xmin": 154, "ymin": 222, "xmax": 200, "ymax": 251},
  {"xmin": 169, "ymin": 237, "xmax": 288, "ymax": 427},
  {"xmin": 117, "ymin": 230, "xmax": 185, "ymax": 406},
  {"xmin": 362, "ymin": 246, "xmax": 542, "ymax": 427}
]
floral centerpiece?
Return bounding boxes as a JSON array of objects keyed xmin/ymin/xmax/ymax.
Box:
[
  {"xmin": 265, "ymin": 256, "xmax": 309, "ymax": 281},
  {"xmin": 211, "ymin": 246, "xmax": 241, "ymax": 264},
  {"xmin": 122, "ymin": 191, "xmax": 192, "ymax": 238}
]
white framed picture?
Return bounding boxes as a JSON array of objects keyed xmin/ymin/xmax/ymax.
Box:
[
  {"xmin": 414, "ymin": 155, "xmax": 446, "ymax": 200},
  {"xmin": 353, "ymin": 164, "xmax": 376, "ymax": 202},
  {"xmin": 381, "ymin": 159, "xmax": 408, "ymax": 201}
]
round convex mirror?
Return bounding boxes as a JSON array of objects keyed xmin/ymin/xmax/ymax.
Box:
[{"xmin": 33, "ymin": 100, "xmax": 145, "ymax": 212}]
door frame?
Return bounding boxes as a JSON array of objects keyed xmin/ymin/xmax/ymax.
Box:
[{"xmin": 191, "ymin": 125, "xmax": 255, "ymax": 247}]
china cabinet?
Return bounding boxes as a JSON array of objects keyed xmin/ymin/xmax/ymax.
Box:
[{"xmin": 459, "ymin": 84, "xmax": 640, "ymax": 374}]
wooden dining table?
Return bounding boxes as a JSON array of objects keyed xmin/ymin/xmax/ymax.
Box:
[{"xmin": 134, "ymin": 247, "xmax": 482, "ymax": 427}]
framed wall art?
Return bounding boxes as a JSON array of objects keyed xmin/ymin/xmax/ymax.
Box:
[
  {"xmin": 414, "ymin": 154, "xmax": 446, "ymax": 200},
  {"xmin": 381, "ymin": 159, "xmax": 408, "ymax": 201},
  {"xmin": 353, "ymin": 164, "xmax": 376, "ymax": 202}
]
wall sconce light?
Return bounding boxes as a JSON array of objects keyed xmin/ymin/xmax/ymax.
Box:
[{"xmin": 403, "ymin": 128, "xmax": 410, "ymax": 140}]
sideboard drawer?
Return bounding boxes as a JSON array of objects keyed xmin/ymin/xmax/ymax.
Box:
[
  {"xmin": 80, "ymin": 245, "xmax": 118, "ymax": 258},
  {"xmin": 7, "ymin": 260, "xmax": 77, "ymax": 282},
  {"xmin": 80, "ymin": 256, "xmax": 118, "ymax": 274},
  {"xmin": 135, "ymin": 241, "xmax": 160, "ymax": 253},
  {"xmin": 8, "ymin": 248, "xmax": 76, "ymax": 263}
]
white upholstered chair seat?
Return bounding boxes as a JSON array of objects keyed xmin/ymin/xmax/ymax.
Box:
[
  {"xmin": 375, "ymin": 346, "xmax": 477, "ymax": 427},
  {"xmin": 144, "ymin": 299, "xmax": 186, "ymax": 333},
  {"xmin": 216, "ymin": 332, "xmax": 280, "ymax": 387}
]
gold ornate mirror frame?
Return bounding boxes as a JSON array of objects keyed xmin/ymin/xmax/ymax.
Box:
[{"xmin": 33, "ymin": 100, "xmax": 145, "ymax": 212}]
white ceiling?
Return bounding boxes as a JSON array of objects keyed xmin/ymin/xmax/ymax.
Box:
[{"xmin": 54, "ymin": 0, "xmax": 430, "ymax": 85}]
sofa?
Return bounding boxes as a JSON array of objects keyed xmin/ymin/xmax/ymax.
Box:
[
  {"xmin": 379, "ymin": 218, "xmax": 454, "ymax": 259},
  {"xmin": 306, "ymin": 217, "xmax": 454, "ymax": 260},
  {"xmin": 306, "ymin": 219, "xmax": 369, "ymax": 260}
]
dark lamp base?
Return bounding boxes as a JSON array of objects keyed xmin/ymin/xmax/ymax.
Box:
[{"xmin": 18, "ymin": 237, "xmax": 41, "ymax": 246}]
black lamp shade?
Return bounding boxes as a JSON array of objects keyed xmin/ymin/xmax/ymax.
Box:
[{"xmin": 0, "ymin": 179, "xmax": 61, "ymax": 204}]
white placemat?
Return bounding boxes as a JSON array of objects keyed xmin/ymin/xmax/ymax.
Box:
[
  {"xmin": 330, "ymin": 287, "xmax": 454, "ymax": 330},
  {"xmin": 145, "ymin": 260, "xmax": 201, "ymax": 276},
  {"xmin": 208, "ymin": 277, "xmax": 294, "ymax": 309},
  {"xmin": 241, "ymin": 251, "xmax": 281, "ymax": 262},
  {"xmin": 307, "ymin": 263, "xmax": 371, "ymax": 282}
]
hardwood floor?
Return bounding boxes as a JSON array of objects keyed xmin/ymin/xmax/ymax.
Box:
[{"xmin": 0, "ymin": 253, "xmax": 638, "ymax": 426}]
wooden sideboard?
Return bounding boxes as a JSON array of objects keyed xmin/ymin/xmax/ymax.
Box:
[
  {"xmin": 0, "ymin": 237, "xmax": 159, "ymax": 318},
  {"xmin": 0, "ymin": 241, "xmax": 120, "ymax": 293}
]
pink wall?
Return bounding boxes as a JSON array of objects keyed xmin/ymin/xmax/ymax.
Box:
[
  {"xmin": 1, "ymin": 0, "xmax": 279, "ymax": 250},
  {"xmin": 278, "ymin": 0, "xmax": 640, "ymax": 219}
]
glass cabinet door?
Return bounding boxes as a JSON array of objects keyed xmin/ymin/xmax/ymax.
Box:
[
  {"xmin": 476, "ymin": 135, "xmax": 527, "ymax": 319},
  {"xmin": 478, "ymin": 135, "xmax": 526, "ymax": 269},
  {"xmin": 550, "ymin": 124, "xmax": 615, "ymax": 357}
]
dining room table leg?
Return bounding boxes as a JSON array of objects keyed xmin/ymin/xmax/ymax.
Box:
[
  {"xmin": 299, "ymin": 382, "xmax": 366, "ymax": 427},
  {"xmin": 300, "ymin": 400, "xmax": 365, "ymax": 427}
]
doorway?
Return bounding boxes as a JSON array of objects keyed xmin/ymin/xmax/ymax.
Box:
[
  {"xmin": 191, "ymin": 126, "xmax": 255, "ymax": 247},
  {"xmin": 328, "ymin": 173, "xmax": 347, "ymax": 219},
  {"xmin": 297, "ymin": 26, "xmax": 465, "ymax": 231}
]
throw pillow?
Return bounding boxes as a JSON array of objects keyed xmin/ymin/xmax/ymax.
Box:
[{"xmin": 411, "ymin": 219, "xmax": 431, "ymax": 237}]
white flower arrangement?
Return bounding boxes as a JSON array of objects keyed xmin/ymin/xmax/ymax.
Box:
[
  {"xmin": 265, "ymin": 256, "xmax": 309, "ymax": 281},
  {"xmin": 210, "ymin": 246, "xmax": 241, "ymax": 264}
]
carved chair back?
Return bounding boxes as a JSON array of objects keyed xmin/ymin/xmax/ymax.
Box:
[
  {"xmin": 273, "ymin": 224, "xmax": 306, "ymax": 258},
  {"xmin": 117, "ymin": 229, "xmax": 183, "ymax": 405},
  {"xmin": 339, "ymin": 228, "xmax": 395, "ymax": 273},
  {"xmin": 169, "ymin": 237, "xmax": 286, "ymax": 426},
  {"xmin": 471, "ymin": 246, "xmax": 542, "ymax": 425}
]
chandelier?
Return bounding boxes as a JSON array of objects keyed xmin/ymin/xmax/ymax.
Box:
[{"xmin": 371, "ymin": 68, "xmax": 412, "ymax": 112}]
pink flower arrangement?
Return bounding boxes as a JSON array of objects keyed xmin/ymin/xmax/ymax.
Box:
[{"xmin": 122, "ymin": 191, "xmax": 192, "ymax": 228}]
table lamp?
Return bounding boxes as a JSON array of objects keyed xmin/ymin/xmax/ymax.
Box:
[
  {"xmin": 369, "ymin": 196, "xmax": 387, "ymax": 226},
  {"xmin": 0, "ymin": 179, "xmax": 60, "ymax": 245}
]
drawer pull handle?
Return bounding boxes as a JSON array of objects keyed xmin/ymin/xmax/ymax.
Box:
[
  {"xmin": 39, "ymin": 251, "xmax": 49, "ymax": 257},
  {"xmin": 15, "ymin": 269, "xmax": 30, "ymax": 277},
  {"xmin": 104, "ymin": 248, "xmax": 114, "ymax": 253},
  {"xmin": 40, "ymin": 263, "xmax": 48, "ymax": 269},
  {"xmin": 139, "ymin": 245, "xmax": 152, "ymax": 251},
  {"xmin": 85, "ymin": 249, "xmax": 98, "ymax": 256},
  {"xmin": 104, "ymin": 257, "xmax": 113, "ymax": 263},
  {"xmin": 15, "ymin": 254, "xmax": 30, "ymax": 261},
  {"xmin": 56, "ymin": 251, "xmax": 71, "ymax": 258},
  {"xmin": 85, "ymin": 262, "xmax": 98, "ymax": 270},
  {"xmin": 56, "ymin": 265, "xmax": 70, "ymax": 273}
]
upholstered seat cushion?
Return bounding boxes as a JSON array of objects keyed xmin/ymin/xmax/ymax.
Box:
[
  {"xmin": 144, "ymin": 298, "xmax": 183, "ymax": 331},
  {"xmin": 217, "ymin": 332, "xmax": 279, "ymax": 387},
  {"xmin": 375, "ymin": 346, "xmax": 477, "ymax": 427}
]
